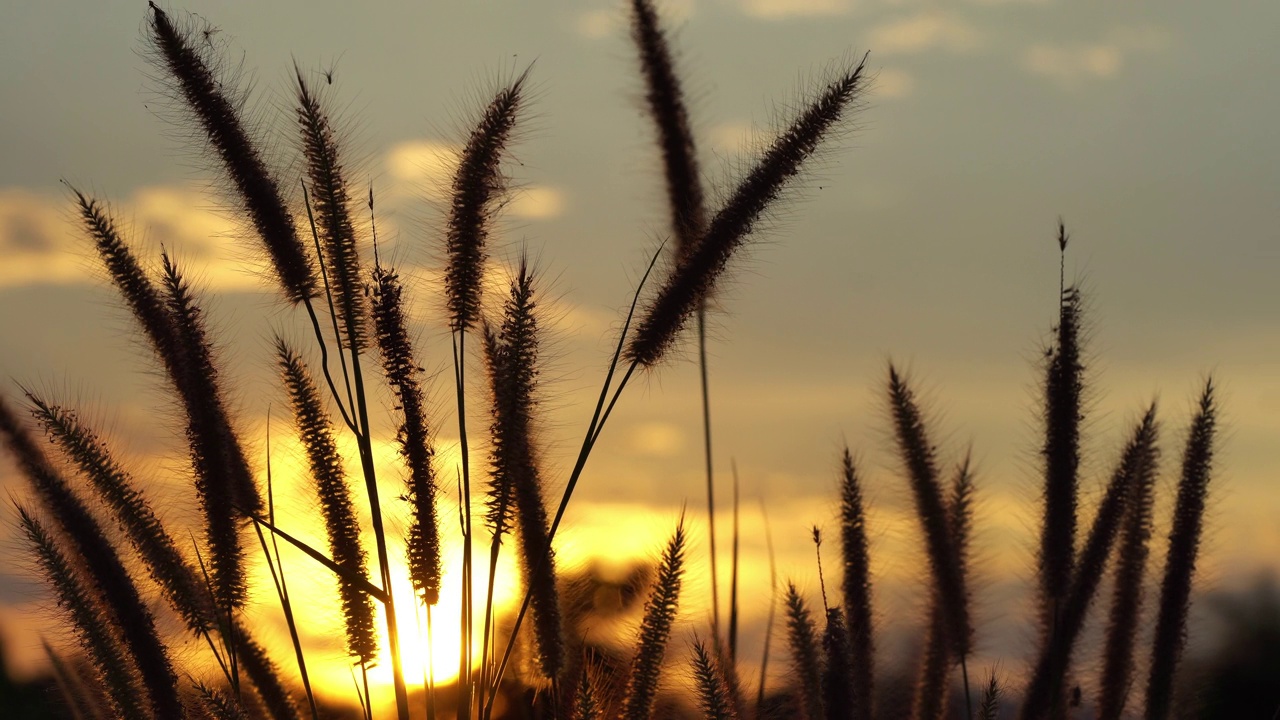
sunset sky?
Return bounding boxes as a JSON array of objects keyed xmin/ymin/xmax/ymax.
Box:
[{"xmin": 2, "ymin": 0, "xmax": 1278, "ymax": 710}]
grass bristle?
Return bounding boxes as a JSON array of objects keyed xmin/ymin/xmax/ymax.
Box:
[
  {"xmin": 146, "ymin": 2, "xmax": 317, "ymax": 303},
  {"xmin": 621, "ymin": 518, "xmax": 687, "ymax": 720},
  {"xmin": 482, "ymin": 259, "xmax": 563, "ymax": 678},
  {"xmin": 886, "ymin": 365, "xmax": 971, "ymax": 660},
  {"xmin": 18, "ymin": 506, "xmax": 148, "ymax": 720},
  {"xmin": 784, "ymin": 581, "xmax": 824, "ymax": 720},
  {"xmin": 691, "ymin": 636, "xmax": 739, "ymax": 720},
  {"xmin": 625, "ymin": 55, "xmax": 868, "ymax": 368},
  {"xmin": 443, "ymin": 70, "xmax": 530, "ymax": 331},
  {"xmin": 295, "ymin": 66, "xmax": 368, "ymax": 350},
  {"xmin": 1020, "ymin": 404, "xmax": 1159, "ymax": 720},
  {"xmin": 838, "ymin": 448, "xmax": 874, "ymax": 720},
  {"xmin": 0, "ymin": 397, "xmax": 183, "ymax": 719},
  {"xmin": 371, "ymin": 264, "xmax": 443, "ymax": 605},
  {"xmin": 629, "ymin": 0, "xmax": 707, "ymax": 257},
  {"xmin": 1144, "ymin": 380, "xmax": 1217, "ymax": 720},
  {"xmin": 276, "ymin": 340, "xmax": 378, "ymax": 664}
]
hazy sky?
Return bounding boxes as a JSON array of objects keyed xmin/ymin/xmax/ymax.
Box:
[{"xmin": 2, "ymin": 0, "xmax": 1277, "ymax": 704}]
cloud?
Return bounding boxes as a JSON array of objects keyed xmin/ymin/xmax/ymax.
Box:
[
  {"xmin": 868, "ymin": 11, "xmax": 981, "ymax": 55},
  {"xmin": 383, "ymin": 139, "xmax": 460, "ymax": 200},
  {"xmin": 626, "ymin": 421, "xmax": 686, "ymax": 458},
  {"xmin": 508, "ymin": 186, "xmax": 567, "ymax": 220},
  {"xmin": 734, "ymin": 0, "xmax": 853, "ymax": 20},
  {"xmin": 873, "ymin": 67, "xmax": 915, "ymax": 99},
  {"xmin": 0, "ymin": 186, "xmax": 275, "ymax": 292},
  {"xmin": 708, "ymin": 121, "xmax": 757, "ymax": 155},
  {"xmin": 1023, "ymin": 44, "xmax": 1122, "ymax": 83},
  {"xmin": 1023, "ymin": 25, "xmax": 1172, "ymax": 86}
]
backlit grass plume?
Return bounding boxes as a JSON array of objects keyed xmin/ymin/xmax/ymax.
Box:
[
  {"xmin": 1144, "ymin": 379, "xmax": 1217, "ymax": 720},
  {"xmin": 887, "ymin": 365, "xmax": 971, "ymax": 661},
  {"xmin": 822, "ymin": 607, "xmax": 856, "ymax": 720},
  {"xmin": 17, "ymin": 505, "xmax": 148, "ymax": 720},
  {"xmin": 196, "ymin": 680, "xmax": 252, "ymax": 720},
  {"xmin": 1038, "ymin": 223, "xmax": 1083, "ymax": 630},
  {"xmin": 978, "ymin": 674, "xmax": 1002, "ymax": 720},
  {"xmin": 621, "ymin": 518, "xmax": 687, "ymax": 720},
  {"xmin": 27, "ymin": 394, "xmax": 215, "ymax": 634},
  {"xmin": 443, "ymin": 70, "xmax": 530, "ymax": 331},
  {"xmin": 25, "ymin": 394, "xmax": 302, "ymax": 720},
  {"xmin": 1098, "ymin": 408, "xmax": 1161, "ymax": 719},
  {"xmin": 370, "ymin": 263, "xmax": 442, "ymax": 605},
  {"xmin": 0, "ymin": 398, "xmax": 183, "ymax": 719},
  {"xmin": 913, "ymin": 455, "xmax": 975, "ymax": 720},
  {"xmin": 161, "ymin": 252, "xmax": 251, "ymax": 608},
  {"xmin": 146, "ymin": 2, "xmax": 317, "ymax": 303},
  {"xmin": 1020, "ymin": 404, "xmax": 1159, "ymax": 720},
  {"xmin": 626, "ymin": 55, "xmax": 868, "ymax": 367},
  {"xmin": 295, "ymin": 66, "xmax": 367, "ymax": 350},
  {"xmin": 784, "ymin": 582, "xmax": 823, "ymax": 720},
  {"xmin": 71, "ymin": 190, "xmax": 254, "ymax": 608},
  {"xmin": 630, "ymin": 0, "xmax": 706, "ymax": 256},
  {"xmin": 481, "ymin": 259, "xmax": 563, "ymax": 678},
  {"xmin": 838, "ymin": 448, "xmax": 874, "ymax": 720},
  {"xmin": 691, "ymin": 637, "xmax": 738, "ymax": 720},
  {"xmin": 276, "ymin": 340, "xmax": 378, "ymax": 664}
]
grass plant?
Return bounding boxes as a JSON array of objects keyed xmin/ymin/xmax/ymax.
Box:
[{"xmin": 0, "ymin": 3, "xmax": 1226, "ymax": 720}]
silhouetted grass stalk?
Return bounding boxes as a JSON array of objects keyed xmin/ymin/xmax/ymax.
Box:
[{"xmin": 1144, "ymin": 380, "xmax": 1217, "ymax": 720}]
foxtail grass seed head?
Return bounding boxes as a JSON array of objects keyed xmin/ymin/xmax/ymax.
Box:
[
  {"xmin": 630, "ymin": 0, "xmax": 707, "ymax": 258},
  {"xmin": 1144, "ymin": 380, "xmax": 1217, "ymax": 720},
  {"xmin": 28, "ymin": 394, "xmax": 216, "ymax": 633},
  {"xmin": 691, "ymin": 637, "xmax": 739, "ymax": 720},
  {"xmin": 146, "ymin": 3, "xmax": 317, "ymax": 303},
  {"xmin": 622, "ymin": 519, "xmax": 688, "ymax": 720},
  {"xmin": 979, "ymin": 674, "xmax": 1002, "ymax": 720},
  {"xmin": 1039, "ymin": 266, "xmax": 1085, "ymax": 625},
  {"xmin": 0, "ymin": 397, "xmax": 183, "ymax": 719},
  {"xmin": 823, "ymin": 607, "xmax": 856, "ymax": 720},
  {"xmin": 839, "ymin": 448, "xmax": 874, "ymax": 720},
  {"xmin": 785, "ymin": 581, "xmax": 824, "ymax": 720},
  {"xmin": 1020, "ymin": 405, "xmax": 1158, "ymax": 720},
  {"xmin": 483, "ymin": 260, "xmax": 564, "ymax": 677},
  {"xmin": 17, "ymin": 506, "xmax": 149, "ymax": 720},
  {"xmin": 887, "ymin": 365, "xmax": 971, "ymax": 660},
  {"xmin": 1098, "ymin": 404, "xmax": 1161, "ymax": 720},
  {"xmin": 296, "ymin": 67, "xmax": 368, "ymax": 349},
  {"xmin": 277, "ymin": 340, "xmax": 378, "ymax": 664},
  {"xmin": 626, "ymin": 55, "xmax": 868, "ymax": 367},
  {"xmin": 444, "ymin": 69, "xmax": 530, "ymax": 331},
  {"xmin": 371, "ymin": 264, "xmax": 443, "ymax": 605}
]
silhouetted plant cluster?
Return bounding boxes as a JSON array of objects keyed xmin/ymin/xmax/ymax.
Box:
[{"xmin": 0, "ymin": 3, "xmax": 1228, "ymax": 720}]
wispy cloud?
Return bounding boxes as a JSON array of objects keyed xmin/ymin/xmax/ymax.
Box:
[
  {"xmin": 508, "ymin": 186, "xmax": 568, "ymax": 220},
  {"xmin": 734, "ymin": 0, "xmax": 853, "ymax": 20},
  {"xmin": 1023, "ymin": 25, "xmax": 1173, "ymax": 86},
  {"xmin": 868, "ymin": 11, "xmax": 982, "ymax": 55},
  {"xmin": 0, "ymin": 186, "xmax": 276, "ymax": 292},
  {"xmin": 873, "ymin": 67, "xmax": 915, "ymax": 99},
  {"xmin": 383, "ymin": 139, "xmax": 460, "ymax": 200}
]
